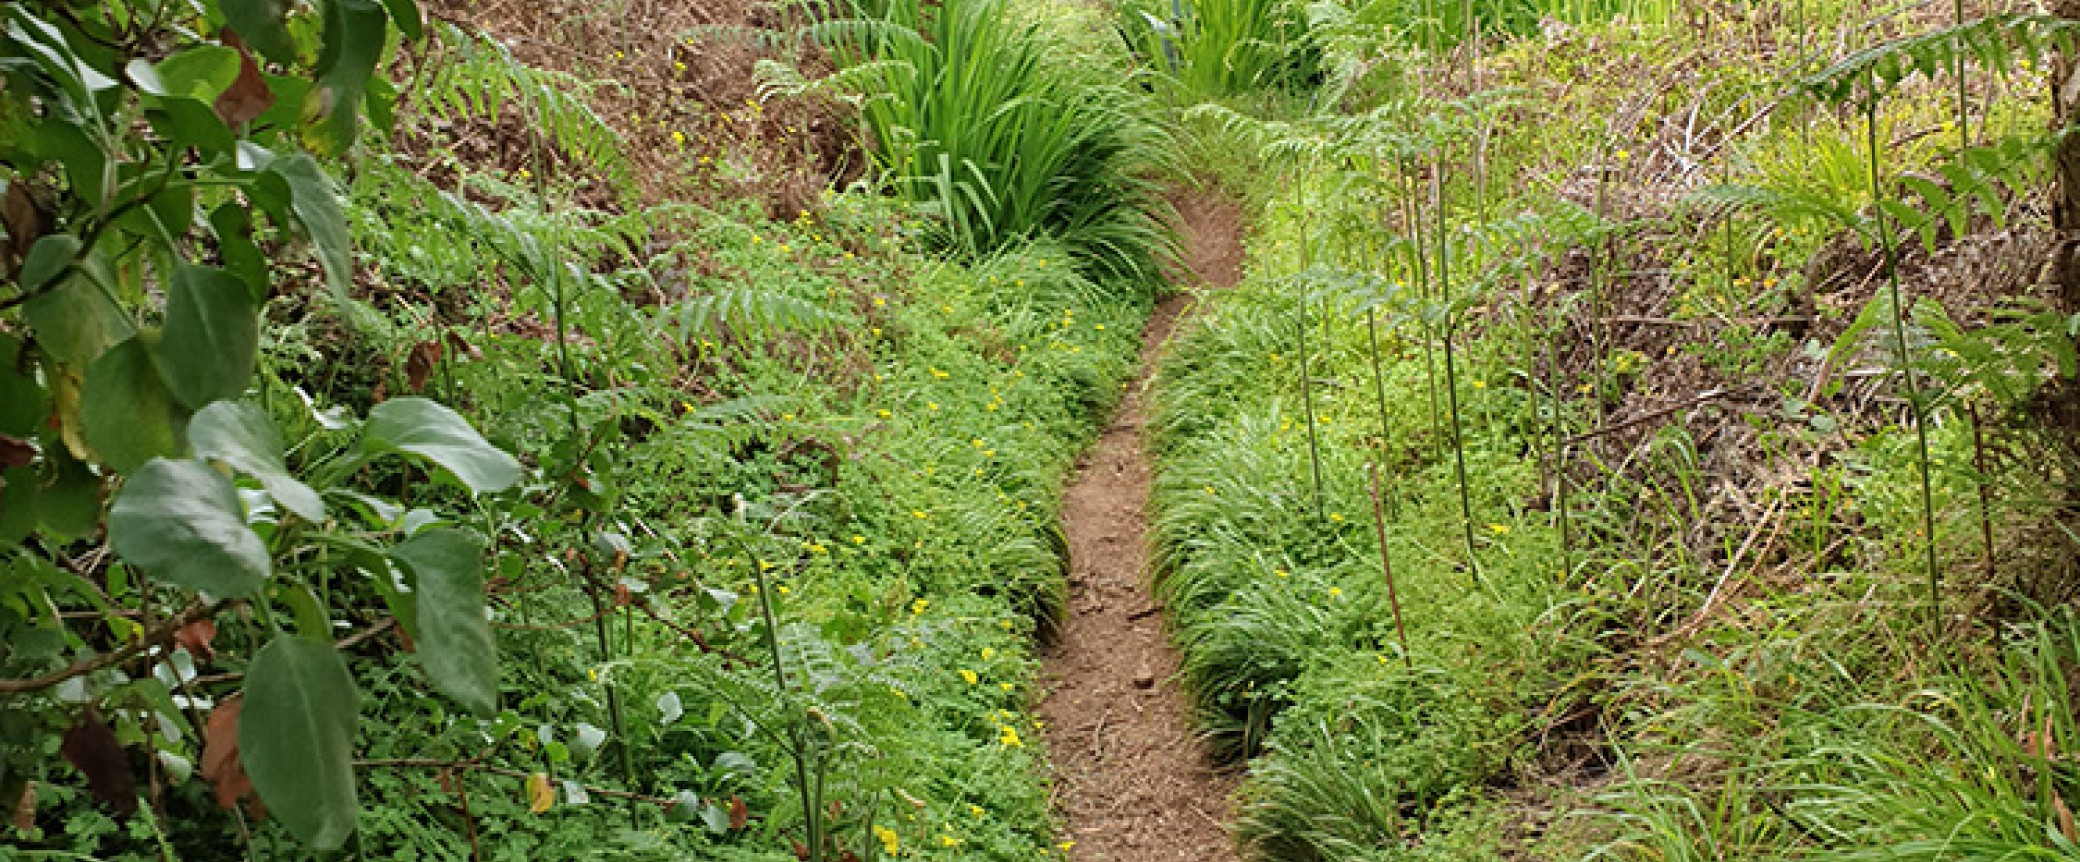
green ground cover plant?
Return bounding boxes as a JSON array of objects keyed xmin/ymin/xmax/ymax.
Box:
[
  {"xmin": 1146, "ymin": 1, "xmax": 2080, "ymax": 860},
  {"xmin": 1, "ymin": 1, "xmax": 1156, "ymax": 860}
]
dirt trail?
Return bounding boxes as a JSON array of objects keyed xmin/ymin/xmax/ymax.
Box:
[{"xmin": 1036, "ymin": 189, "xmax": 1247, "ymax": 862}]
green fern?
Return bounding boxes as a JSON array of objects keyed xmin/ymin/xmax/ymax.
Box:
[{"xmin": 414, "ymin": 22, "xmax": 632, "ymax": 191}]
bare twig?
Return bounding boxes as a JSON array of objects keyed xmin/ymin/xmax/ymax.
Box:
[{"xmin": 0, "ymin": 600, "xmax": 226, "ymax": 695}]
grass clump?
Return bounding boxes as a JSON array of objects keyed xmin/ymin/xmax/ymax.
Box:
[{"xmin": 817, "ymin": 0, "xmax": 1177, "ymax": 284}]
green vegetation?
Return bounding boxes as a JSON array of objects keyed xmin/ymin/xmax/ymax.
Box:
[
  {"xmin": 8, "ymin": 0, "xmax": 2080, "ymax": 861},
  {"xmin": 1147, "ymin": 2, "xmax": 2080, "ymax": 860},
  {"xmin": 2, "ymin": 1, "xmax": 1152, "ymax": 860}
]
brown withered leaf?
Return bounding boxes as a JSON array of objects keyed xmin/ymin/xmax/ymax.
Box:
[
  {"xmin": 174, "ymin": 618, "xmax": 218, "ymax": 660},
  {"xmin": 444, "ymin": 330, "xmax": 483, "ymax": 361},
  {"xmin": 214, "ymin": 42, "xmax": 274, "ymax": 126},
  {"xmin": 60, "ymin": 707, "xmax": 137, "ymax": 817},
  {"xmin": 0, "ymin": 433, "xmax": 33, "ymax": 469},
  {"xmin": 9, "ymin": 781, "xmax": 34, "ymax": 831},
  {"xmin": 2, "ymin": 182, "xmax": 42, "ymax": 275},
  {"xmin": 198, "ymin": 697, "xmax": 254, "ymax": 811},
  {"xmin": 728, "ymin": 795, "xmax": 748, "ymax": 830},
  {"xmin": 404, "ymin": 340, "xmax": 442, "ymax": 393}
]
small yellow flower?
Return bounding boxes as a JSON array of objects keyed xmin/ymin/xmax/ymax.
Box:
[
  {"xmin": 912, "ymin": 598, "xmax": 929, "ymax": 615},
  {"xmin": 1329, "ymin": 512, "xmax": 1345, "ymax": 523},
  {"xmin": 912, "ymin": 509, "xmax": 929, "ymax": 519},
  {"xmin": 1000, "ymin": 682, "xmax": 1014, "ymax": 691},
  {"xmin": 999, "ymin": 726, "xmax": 1023, "ymax": 747},
  {"xmin": 1058, "ymin": 841, "xmax": 1076, "ymax": 850},
  {"xmin": 878, "ymin": 409, "xmax": 893, "ymax": 419},
  {"xmin": 852, "ymin": 535, "xmax": 867, "ymax": 545},
  {"xmin": 960, "ymin": 669, "xmax": 979, "ymax": 685},
  {"xmin": 874, "ymin": 825, "xmax": 900, "ymax": 855},
  {"xmin": 981, "ymin": 647, "xmax": 996, "ymax": 660},
  {"xmin": 940, "ymin": 835, "xmax": 961, "ymax": 848},
  {"xmin": 1328, "ymin": 587, "xmax": 1343, "ymax": 598},
  {"xmin": 874, "ymin": 297, "xmax": 887, "ymax": 307},
  {"xmin": 1487, "ymin": 523, "xmax": 1511, "ymax": 535},
  {"xmin": 1275, "ymin": 569, "xmax": 1289, "ymax": 579},
  {"xmin": 969, "ymin": 804, "xmax": 985, "ymax": 818}
]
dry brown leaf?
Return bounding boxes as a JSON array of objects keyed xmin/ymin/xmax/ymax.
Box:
[
  {"xmin": 59, "ymin": 707, "xmax": 137, "ymax": 817},
  {"xmin": 10, "ymin": 781, "xmax": 34, "ymax": 831},
  {"xmin": 174, "ymin": 618, "xmax": 218, "ymax": 660},
  {"xmin": 198, "ymin": 697, "xmax": 254, "ymax": 811},
  {"xmin": 214, "ymin": 37, "xmax": 274, "ymax": 126},
  {"xmin": 0, "ymin": 434, "xmax": 33, "ymax": 470},
  {"xmin": 2057, "ymin": 793, "xmax": 2077, "ymax": 843},
  {"xmin": 728, "ymin": 795, "xmax": 748, "ymax": 830},
  {"xmin": 2, "ymin": 182, "xmax": 42, "ymax": 275},
  {"xmin": 404, "ymin": 340, "xmax": 442, "ymax": 393}
]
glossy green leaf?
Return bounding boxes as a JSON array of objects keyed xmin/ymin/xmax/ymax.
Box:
[
  {"xmin": 189, "ymin": 401, "xmax": 325, "ymax": 522},
  {"xmin": 265, "ymin": 155, "xmax": 353, "ymax": 309},
  {"xmin": 161, "ymin": 265, "xmax": 259, "ymax": 410},
  {"xmin": 109, "ymin": 458, "xmax": 269, "ymax": 597},
  {"xmin": 240, "ymin": 635, "xmax": 361, "ymax": 850},
  {"xmin": 81, "ymin": 335, "xmax": 183, "ymax": 474},
  {"xmin": 304, "ymin": 0, "xmax": 387, "ymax": 156},
  {"xmin": 220, "ymin": 0, "xmax": 299, "ymax": 66},
  {"xmin": 360, "ymin": 397, "xmax": 521, "ymax": 494},
  {"xmin": 391, "ymin": 529, "xmax": 496, "ymax": 714}
]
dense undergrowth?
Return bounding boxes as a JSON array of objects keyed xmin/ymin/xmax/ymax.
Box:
[
  {"xmin": 1145, "ymin": 0, "xmax": 2080, "ymax": 860},
  {"xmin": 9, "ymin": 0, "xmax": 2080, "ymax": 861},
  {"xmin": 2, "ymin": 1, "xmax": 1155, "ymax": 860}
]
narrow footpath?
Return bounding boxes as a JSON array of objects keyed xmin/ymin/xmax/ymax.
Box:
[{"xmin": 1037, "ymin": 189, "xmax": 1247, "ymax": 862}]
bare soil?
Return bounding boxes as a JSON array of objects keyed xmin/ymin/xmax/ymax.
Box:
[{"xmin": 1036, "ymin": 187, "xmax": 1248, "ymax": 862}]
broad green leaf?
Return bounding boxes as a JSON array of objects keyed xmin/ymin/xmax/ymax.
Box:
[
  {"xmin": 0, "ymin": 335, "xmax": 45, "ymax": 436},
  {"xmin": 143, "ymin": 98, "xmax": 236, "ymax": 160},
  {"xmin": 36, "ymin": 448, "xmax": 101, "ymax": 540},
  {"xmin": 19, "ymin": 234, "xmax": 79, "ymax": 293},
  {"xmin": 109, "ymin": 458, "xmax": 269, "ymax": 596},
  {"xmin": 0, "ymin": 467, "xmax": 35, "ymax": 547},
  {"xmin": 240, "ymin": 635, "xmax": 360, "ymax": 850},
  {"xmin": 381, "ymin": 0, "xmax": 422, "ymax": 41},
  {"xmin": 22, "ymin": 261, "xmax": 130, "ymax": 368},
  {"xmin": 189, "ymin": 401, "xmax": 325, "ymax": 522},
  {"xmin": 220, "ymin": 0, "xmax": 299, "ymax": 66},
  {"xmin": 149, "ymin": 46, "xmax": 240, "ymax": 100},
  {"xmin": 265, "ymin": 155, "xmax": 354, "ymax": 310},
  {"xmin": 209, "ymin": 203, "xmax": 268, "ymax": 297},
  {"xmin": 161, "ymin": 265, "xmax": 259, "ymax": 410},
  {"xmin": 81, "ymin": 335, "xmax": 183, "ymax": 474},
  {"xmin": 360, "ymin": 397, "xmax": 521, "ymax": 493},
  {"xmin": 304, "ymin": 0, "xmax": 387, "ymax": 156},
  {"xmin": 390, "ymin": 529, "xmax": 496, "ymax": 714},
  {"xmin": 32, "ymin": 123, "xmax": 110, "ymax": 208}
]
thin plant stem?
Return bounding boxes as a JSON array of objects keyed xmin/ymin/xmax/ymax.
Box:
[
  {"xmin": 1295, "ymin": 165, "xmax": 1326, "ymax": 522},
  {"xmin": 1433, "ymin": 167, "xmax": 1481, "ymax": 581},
  {"xmin": 1404, "ymin": 164, "xmax": 1448, "ymax": 457},
  {"xmin": 1864, "ymin": 85, "xmax": 1943, "ymax": 637},
  {"xmin": 1368, "ymin": 463, "xmax": 1413, "ymax": 668},
  {"xmin": 748, "ymin": 542, "xmax": 825, "ymax": 862}
]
